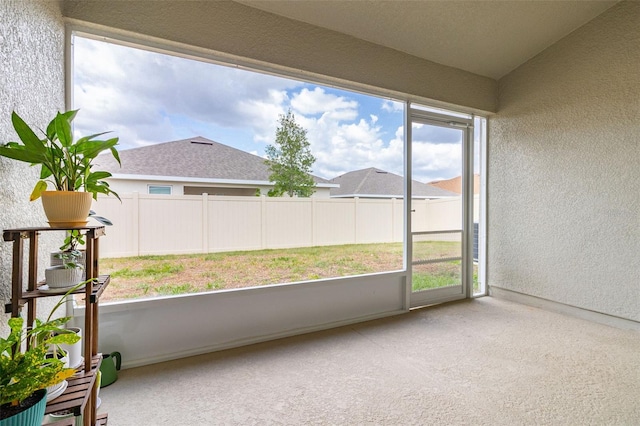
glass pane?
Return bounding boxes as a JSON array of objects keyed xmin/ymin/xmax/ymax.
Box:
[
  {"xmin": 410, "ymin": 120, "xmax": 464, "ymax": 296},
  {"xmin": 412, "ymin": 261, "xmax": 461, "ymax": 291},
  {"xmin": 148, "ymin": 185, "xmax": 171, "ymax": 195},
  {"xmin": 412, "ymin": 232, "xmax": 461, "ymax": 263},
  {"xmin": 411, "ymin": 232, "xmax": 462, "ymax": 292},
  {"xmin": 410, "ymin": 122, "xmax": 463, "ymax": 234},
  {"xmin": 473, "ymin": 116, "xmax": 487, "ymax": 296},
  {"xmin": 73, "ymin": 35, "xmax": 406, "ymax": 302}
]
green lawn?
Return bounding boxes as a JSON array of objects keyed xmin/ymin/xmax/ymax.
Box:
[{"xmin": 99, "ymin": 241, "xmax": 475, "ymax": 301}]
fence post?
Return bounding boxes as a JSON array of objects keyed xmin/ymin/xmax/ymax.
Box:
[
  {"xmin": 202, "ymin": 193, "xmax": 209, "ymax": 253},
  {"xmin": 354, "ymin": 197, "xmax": 359, "ymax": 243},
  {"xmin": 311, "ymin": 197, "xmax": 317, "ymax": 246},
  {"xmin": 391, "ymin": 198, "xmax": 397, "ymax": 242},
  {"xmin": 132, "ymin": 191, "xmax": 140, "ymax": 256},
  {"xmin": 261, "ymin": 195, "xmax": 267, "ymax": 249}
]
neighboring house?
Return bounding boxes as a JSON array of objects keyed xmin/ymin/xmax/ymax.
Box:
[
  {"xmin": 330, "ymin": 167, "xmax": 457, "ymax": 199},
  {"xmin": 98, "ymin": 136, "xmax": 336, "ymax": 197},
  {"xmin": 428, "ymin": 174, "xmax": 480, "ymax": 194}
]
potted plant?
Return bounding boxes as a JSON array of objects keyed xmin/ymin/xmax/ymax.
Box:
[
  {"xmin": 45, "ymin": 250, "xmax": 84, "ymax": 290},
  {"xmin": 50, "ymin": 230, "xmax": 86, "ymax": 268},
  {"xmin": 0, "ymin": 110, "xmax": 121, "ymax": 227},
  {"xmin": 0, "ymin": 313, "xmax": 80, "ymax": 425},
  {"xmin": 50, "ymin": 211, "xmax": 114, "ymax": 281}
]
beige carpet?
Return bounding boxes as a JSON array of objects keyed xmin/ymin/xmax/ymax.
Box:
[{"xmin": 99, "ymin": 298, "xmax": 640, "ymax": 425}]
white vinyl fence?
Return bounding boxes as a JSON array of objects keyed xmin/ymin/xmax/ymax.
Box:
[{"xmin": 92, "ymin": 193, "xmax": 478, "ymax": 258}]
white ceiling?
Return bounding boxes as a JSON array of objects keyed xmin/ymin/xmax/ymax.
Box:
[{"xmin": 238, "ymin": 1, "xmax": 617, "ymax": 79}]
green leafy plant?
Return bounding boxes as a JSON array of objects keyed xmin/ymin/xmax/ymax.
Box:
[
  {"xmin": 60, "ymin": 230, "xmax": 85, "ymax": 253},
  {"xmin": 52, "ymin": 250, "xmax": 83, "ymax": 270},
  {"xmin": 59, "ymin": 211, "xmax": 113, "ymax": 253},
  {"xmin": 0, "ymin": 285, "xmax": 83, "ymax": 409},
  {"xmin": 0, "ymin": 110, "xmax": 121, "ymax": 201}
]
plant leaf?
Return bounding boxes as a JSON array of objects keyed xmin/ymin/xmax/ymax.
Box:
[
  {"xmin": 77, "ymin": 138, "xmax": 119, "ymax": 159},
  {"xmin": 29, "ymin": 181, "xmax": 48, "ymax": 201},
  {"xmin": 54, "ymin": 112, "xmax": 73, "ymax": 147},
  {"xmin": 10, "ymin": 112, "xmax": 47, "ymax": 154},
  {"xmin": 0, "ymin": 145, "xmax": 46, "ymax": 164},
  {"xmin": 46, "ymin": 110, "xmax": 77, "ymax": 140},
  {"xmin": 90, "ymin": 215, "xmax": 113, "ymax": 226}
]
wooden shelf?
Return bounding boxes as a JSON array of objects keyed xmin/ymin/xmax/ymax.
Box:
[
  {"xmin": 4, "ymin": 225, "xmax": 108, "ymax": 426},
  {"xmin": 45, "ymin": 355, "xmax": 102, "ymax": 417},
  {"xmin": 31, "ymin": 276, "xmax": 109, "ymax": 302},
  {"xmin": 96, "ymin": 413, "xmax": 108, "ymax": 426},
  {"xmin": 3, "ymin": 226, "xmax": 106, "ymax": 241}
]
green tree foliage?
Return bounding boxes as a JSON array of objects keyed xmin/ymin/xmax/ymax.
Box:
[{"xmin": 265, "ymin": 110, "xmax": 316, "ymax": 197}]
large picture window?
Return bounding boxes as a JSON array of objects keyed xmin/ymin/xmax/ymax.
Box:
[{"xmin": 71, "ymin": 33, "xmax": 484, "ymax": 302}]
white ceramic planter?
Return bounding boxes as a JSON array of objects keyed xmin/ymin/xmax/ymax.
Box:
[
  {"xmin": 45, "ymin": 350, "xmax": 69, "ymax": 401},
  {"xmin": 45, "ymin": 265, "xmax": 83, "ymax": 289},
  {"xmin": 50, "ymin": 251, "xmax": 86, "ymax": 280},
  {"xmin": 57, "ymin": 327, "xmax": 83, "ymax": 369}
]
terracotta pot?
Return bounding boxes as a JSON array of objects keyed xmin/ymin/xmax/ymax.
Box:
[{"xmin": 41, "ymin": 191, "xmax": 92, "ymax": 227}]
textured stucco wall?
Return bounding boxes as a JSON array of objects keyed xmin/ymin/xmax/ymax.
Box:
[
  {"xmin": 62, "ymin": 0, "xmax": 496, "ymax": 113},
  {"xmin": 0, "ymin": 0, "xmax": 66, "ymax": 334},
  {"xmin": 489, "ymin": 1, "xmax": 640, "ymax": 321}
]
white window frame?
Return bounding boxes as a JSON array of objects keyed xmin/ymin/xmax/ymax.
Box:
[{"xmin": 66, "ymin": 26, "xmax": 488, "ymax": 303}]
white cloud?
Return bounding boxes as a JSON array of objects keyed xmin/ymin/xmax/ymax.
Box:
[
  {"xmin": 382, "ymin": 99, "xmax": 404, "ymax": 113},
  {"xmin": 72, "ymin": 36, "xmax": 462, "ymax": 184},
  {"xmin": 73, "ymin": 36, "xmax": 300, "ymax": 149},
  {"xmin": 290, "ymin": 87, "xmax": 357, "ymax": 118},
  {"xmin": 412, "ymin": 142, "xmax": 462, "ymax": 182},
  {"xmin": 237, "ymin": 89, "xmax": 289, "ymax": 144}
]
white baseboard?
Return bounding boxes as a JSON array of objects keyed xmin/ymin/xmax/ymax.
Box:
[{"xmin": 490, "ymin": 286, "xmax": 640, "ymax": 332}]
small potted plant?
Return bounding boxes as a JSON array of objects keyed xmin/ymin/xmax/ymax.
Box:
[
  {"xmin": 50, "ymin": 211, "xmax": 114, "ymax": 280},
  {"xmin": 0, "ymin": 316, "xmax": 80, "ymax": 425},
  {"xmin": 0, "ymin": 110, "xmax": 121, "ymax": 227},
  {"xmin": 45, "ymin": 250, "xmax": 84, "ymax": 290}
]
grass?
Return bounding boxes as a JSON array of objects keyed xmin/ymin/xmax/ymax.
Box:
[{"xmin": 99, "ymin": 241, "xmax": 476, "ymax": 302}]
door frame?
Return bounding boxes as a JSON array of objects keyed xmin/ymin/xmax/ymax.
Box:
[{"xmin": 404, "ymin": 103, "xmax": 475, "ymax": 308}]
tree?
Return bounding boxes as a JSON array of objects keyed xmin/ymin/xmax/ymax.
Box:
[{"xmin": 265, "ymin": 109, "xmax": 316, "ymax": 197}]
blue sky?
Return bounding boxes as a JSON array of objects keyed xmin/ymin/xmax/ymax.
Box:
[{"xmin": 72, "ymin": 36, "xmax": 462, "ymax": 182}]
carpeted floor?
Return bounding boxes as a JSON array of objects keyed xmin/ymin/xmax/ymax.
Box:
[{"xmin": 98, "ymin": 297, "xmax": 640, "ymax": 425}]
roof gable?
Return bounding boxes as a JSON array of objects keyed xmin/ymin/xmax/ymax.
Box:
[
  {"xmin": 99, "ymin": 136, "xmax": 329, "ymax": 183},
  {"xmin": 330, "ymin": 167, "xmax": 457, "ymax": 198}
]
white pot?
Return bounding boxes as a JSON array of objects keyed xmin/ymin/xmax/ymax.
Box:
[
  {"xmin": 45, "ymin": 265, "xmax": 84, "ymax": 289},
  {"xmin": 57, "ymin": 327, "xmax": 83, "ymax": 370},
  {"xmin": 51, "ymin": 250, "xmax": 86, "ymax": 280},
  {"xmin": 45, "ymin": 350, "xmax": 69, "ymax": 397}
]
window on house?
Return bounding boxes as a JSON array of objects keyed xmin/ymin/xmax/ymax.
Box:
[
  {"xmin": 148, "ymin": 185, "xmax": 172, "ymax": 195},
  {"xmin": 71, "ymin": 33, "xmax": 483, "ymax": 303}
]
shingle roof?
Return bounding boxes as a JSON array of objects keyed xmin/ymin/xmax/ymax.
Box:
[
  {"xmin": 98, "ymin": 136, "xmax": 330, "ymax": 183},
  {"xmin": 330, "ymin": 167, "xmax": 457, "ymax": 198}
]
